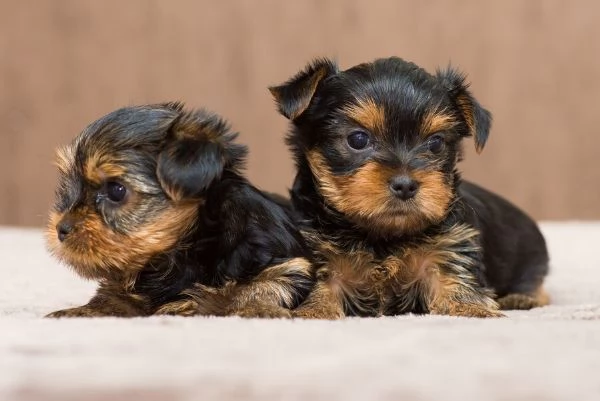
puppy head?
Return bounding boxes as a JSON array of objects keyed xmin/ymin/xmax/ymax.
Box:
[
  {"xmin": 47, "ymin": 102, "xmax": 246, "ymax": 280},
  {"xmin": 270, "ymin": 57, "xmax": 491, "ymax": 236}
]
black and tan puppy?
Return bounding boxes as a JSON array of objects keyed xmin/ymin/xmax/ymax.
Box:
[
  {"xmin": 270, "ymin": 57, "xmax": 549, "ymax": 318},
  {"xmin": 46, "ymin": 102, "xmax": 312, "ymax": 318}
]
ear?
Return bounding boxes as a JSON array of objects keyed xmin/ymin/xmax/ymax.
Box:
[
  {"xmin": 436, "ymin": 67, "xmax": 492, "ymax": 153},
  {"xmin": 269, "ymin": 58, "xmax": 338, "ymax": 120},
  {"xmin": 157, "ymin": 110, "xmax": 247, "ymax": 201}
]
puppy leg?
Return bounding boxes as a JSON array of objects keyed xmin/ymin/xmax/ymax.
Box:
[
  {"xmin": 230, "ymin": 257, "xmax": 315, "ymax": 318},
  {"xmin": 427, "ymin": 277, "xmax": 504, "ymax": 318},
  {"xmin": 497, "ymin": 286, "xmax": 550, "ymax": 310},
  {"xmin": 425, "ymin": 260, "xmax": 504, "ymax": 318},
  {"xmin": 46, "ymin": 287, "xmax": 150, "ymax": 318},
  {"xmin": 497, "ymin": 263, "xmax": 550, "ymax": 310},
  {"xmin": 154, "ymin": 285, "xmax": 230, "ymax": 316},
  {"xmin": 156, "ymin": 257, "xmax": 313, "ymax": 318},
  {"xmin": 399, "ymin": 225, "xmax": 504, "ymax": 318},
  {"xmin": 292, "ymin": 282, "xmax": 345, "ymax": 319}
]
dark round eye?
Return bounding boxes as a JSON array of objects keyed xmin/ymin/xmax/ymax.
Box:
[
  {"xmin": 427, "ymin": 135, "xmax": 445, "ymax": 154},
  {"xmin": 106, "ymin": 181, "xmax": 127, "ymax": 203},
  {"xmin": 347, "ymin": 130, "xmax": 370, "ymax": 150}
]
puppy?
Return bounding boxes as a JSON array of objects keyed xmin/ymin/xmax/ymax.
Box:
[
  {"xmin": 46, "ymin": 102, "xmax": 313, "ymax": 318},
  {"xmin": 270, "ymin": 57, "xmax": 549, "ymax": 318}
]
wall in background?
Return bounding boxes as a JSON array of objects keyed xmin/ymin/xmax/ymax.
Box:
[{"xmin": 1, "ymin": 0, "xmax": 598, "ymax": 226}]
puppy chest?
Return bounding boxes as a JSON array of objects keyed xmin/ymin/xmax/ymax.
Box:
[{"xmin": 313, "ymin": 239, "xmax": 468, "ymax": 316}]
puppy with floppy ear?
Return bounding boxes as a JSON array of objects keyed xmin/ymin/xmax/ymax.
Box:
[
  {"xmin": 270, "ymin": 57, "xmax": 549, "ymax": 318},
  {"xmin": 436, "ymin": 67, "xmax": 491, "ymax": 154},
  {"xmin": 46, "ymin": 102, "xmax": 313, "ymax": 318}
]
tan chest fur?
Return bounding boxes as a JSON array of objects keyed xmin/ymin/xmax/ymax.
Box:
[{"xmin": 310, "ymin": 224, "xmax": 483, "ymax": 316}]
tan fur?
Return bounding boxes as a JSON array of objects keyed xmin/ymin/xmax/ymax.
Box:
[
  {"xmin": 497, "ymin": 287, "xmax": 550, "ymax": 310},
  {"xmin": 269, "ymin": 67, "xmax": 329, "ymax": 120},
  {"xmin": 427, "ymin": 273, "xmax": 503, "ymax": 317},
  {"xmin": 421, "ymin": 109, "xmax": 459, "ymax": 137},
  {"xmin": 156, "ymin": 258, "xmax": 312, "ymax": 319},
  {"xmin": 342, "ymin": 98, "xmax": 386, "ymax": 133},
  {"xmin": 455, "ymin": 92, "xmax": 484, "ymax": 153},
  {"xmin": 411, "ymin": 169, "xmax": 453, "ymax": 227},
  {"xmin": 54, "ymin": 145, "xmax": 75, "ymax": 175},
  {"xmin": 84, "ymin": 154, "xmax": 128, "ymax": 185},
  {"xmin": 307, "ymin": 151, "xmax": 452, "ymax": 235},
  {"xmin": 293, "ymin": 236, "xmax": 375, "ymax": 318},
  {"xmin": 226, "ymin": 258, "xmax": 312, "ymax": 311},
  {"xmin": 46, "ymin": 285, "xmax": 151, "ymax": 318},
  {"xmin": 153, "ymin": 299, "xmax": 204, "ymax": 317},
  {"xmin": 295, "ymin": 224, "xmax": 501, "ymax": 319},
  {"xmin": 292, "ymin": 284, "xmax": 345, "ymax": 319},
  {"xmin": 46, "ymin": 202, "xmax": 198, "ymax": 281},
  {"xmin": 390, "ymin": 224, "xmax": 501, "ymax": 317}
]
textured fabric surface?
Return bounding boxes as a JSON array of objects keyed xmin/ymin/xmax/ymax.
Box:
[{"xmin": 1, "ymin": 223, "xmax": 599, "ymax": 401}]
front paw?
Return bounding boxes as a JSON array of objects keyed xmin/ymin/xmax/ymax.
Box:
[
  {"xmin": 235, "ymin": 304, "xmax": 292, "ymax": 319},
  {"xmin": 154, "ymin": 300, "xmax": 201, "ymax": 316},
  {"xmin": 292, "ymin": 305, "xmax": 345, "ymax": 320},
  {"xmin": 45, "ymin": 306, "xmax": 102, "ymax": 318},
  {"xmin": 430, "ymin": 303, "xmax": 505, "ymax": 318}
]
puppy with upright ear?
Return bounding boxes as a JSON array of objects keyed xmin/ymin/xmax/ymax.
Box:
[
  {"xmin": 46, "ymin": 103, "xmax": 313, "ymax": 318},
  {"xmin": 272, "ymin": 57, "xmax": 549, "ymax": 319}
]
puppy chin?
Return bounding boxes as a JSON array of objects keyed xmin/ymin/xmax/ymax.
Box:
[
  {"xmin": 45, "ymin": 233, "xmax": 131, "ymax": 281},
  {"xmin": 349, "ymin": 206, "xmax": 436, "ymax": 237},
  {"xmin": 46, "ymin": 200, "xmax": 199, "ymax": 281}
]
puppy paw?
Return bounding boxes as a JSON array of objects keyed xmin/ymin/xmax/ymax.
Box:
[
  {"xmin": 460, "ymin": 307, "xmax": 505, "ymax": 318},
  {"xmin": 292, "ymin": 306, "xmax": 345, "ymax": 320},
  {"xmin": 154, "ymin": 300, "xmax": 200, "ymax": 316},
  {"xmin": 430, "ymin": 303, "xmax": 505, "ymax": 318},
  {"xmin": 45, "ymin": 306, "xmax": 101, "ymax": 318},
  {"xmin": 235, "ymin": 304, "xmax": 292, "ymax": 319},
  {"xmin": 497, "ymin": 289, "xmax": 550, "ymax": 310}
]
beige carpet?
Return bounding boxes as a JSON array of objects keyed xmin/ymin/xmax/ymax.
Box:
[{"xmin": 1, "ymin": 223, "xmax": 599, "ymax": 401}]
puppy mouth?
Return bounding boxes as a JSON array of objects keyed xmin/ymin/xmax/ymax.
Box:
[{"xmin": 383, "ymin": 199, "xmax": 420, "ymax": 215}]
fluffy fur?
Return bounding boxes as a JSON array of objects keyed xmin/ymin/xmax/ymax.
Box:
[
  {"xmin": 46, "ymin": 102, "xmax": 313, "ymax": 318},
  {"xmin": 270, "ymin": 57, "xmax": 549, "ymax": 318}
]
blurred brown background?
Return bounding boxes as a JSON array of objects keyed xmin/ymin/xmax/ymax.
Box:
[{"xmin": 1, "ymin": 0, "xmax": 598, "ymax": 227}]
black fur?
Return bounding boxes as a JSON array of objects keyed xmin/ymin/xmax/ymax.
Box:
[
  {"xmin": 135, "ymin": 171, "xmax": 313, "ymax": 309},
  {"xmin": 272, "ymin": 57, "xmax": 549, "ymax": 316},
  {"xmin": 458, "ymin": 181, "xmax": 549, "ymax": 297},
  {"xmin": 46, "ymin": 103, "xmax": 313, "ymax": 317}
]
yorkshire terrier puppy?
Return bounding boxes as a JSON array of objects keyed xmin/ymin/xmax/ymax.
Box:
[
  {"xmin": 46, "ymin": 102, "xmax": 312, "ymax": 318},
  {"xmin": 270, "ymin": 57, "xmax": 549, "ymax": 318}
]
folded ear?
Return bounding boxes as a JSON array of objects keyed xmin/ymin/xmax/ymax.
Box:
[
  {"xmin": 269, "ymin": 58, "xmax": 338, "ymax": 121},
  {"xmin": 157, "ymin": 110, "xmax": 247, "ymax": 201},
  {"xmin": 436, "ymin": 67, "xmax": 492, "ymax": 153}
]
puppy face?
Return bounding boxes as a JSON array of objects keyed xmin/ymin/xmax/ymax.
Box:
[
  {"xmin": 47, "ymin": 103, "xmax": 246, "ymax": 280},
  {"xmin": 271, "ymin": 57, "xmax": 491, "ymax": 235}
]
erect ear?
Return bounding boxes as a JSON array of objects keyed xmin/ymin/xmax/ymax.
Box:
[
  {"xmin": 157, "ymin": 109, "xmax": 247, "ymax": 201},
  {"xmin": 436, "ymin": 67, "xmax": 492, "ymax": 153},
  {"xmin": 268, "ymin": 58, "xmax": 338, "ymax": 121}
]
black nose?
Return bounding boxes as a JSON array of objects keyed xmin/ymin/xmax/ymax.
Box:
[
  {"xmin": 389, "ymin": 176, "xmax": 419, "ymax": 200},
  {"xmin": 56, "ymin": 221, "xmax": 73, "ymax": 242}
]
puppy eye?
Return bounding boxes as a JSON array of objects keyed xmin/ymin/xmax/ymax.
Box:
[
  {"xmin": 106, "ymin": 181, "xmax": 127, "ymax": 203},
  {"xmin": 427, "ymin": 134, "xmax": 445, "ymax": 154},
  {"xmin": 346, "ymin": 130, "xmax": 370, "ymax": 150}
]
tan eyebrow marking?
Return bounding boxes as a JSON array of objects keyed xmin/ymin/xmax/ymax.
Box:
[
  {"xmin": 84, "ymin": 153, "xmax": 127, "ymax": 185},
  {"xmin": 421, "ymin": 109, "xmax": 459, "ymax": 137},
  {"xmin": 342, "ymin": 98, "xmax": 385, "ymax": 133}
]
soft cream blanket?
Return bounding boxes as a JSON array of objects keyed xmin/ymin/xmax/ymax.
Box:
[{"xmin": 1, "ymin": 223, "xmax": 599, "ymax": 401}]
